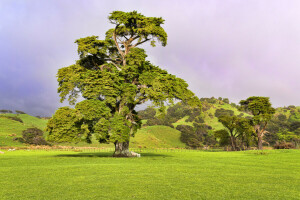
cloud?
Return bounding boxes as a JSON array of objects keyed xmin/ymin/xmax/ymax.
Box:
[{"xmin": 1, "ymin": 0, "xmax": 300, "ymax": 115}]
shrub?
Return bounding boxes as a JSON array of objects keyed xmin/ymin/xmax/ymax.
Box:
[
  {"xmin": 13, "ymin": 137, "xmax": 25, "ymax": 143},
  {"xmin": 273, "ymin": 142, "xmax": 295, "ymax": 149},
  {"xmin": 177, "ymin": 124, "xmax": 216, "ymax": 148},
  {"xmin": 0, "ymin": 109, "xmax": 13, "ymax": 113},
  {"xmin": 138, "ymin": 107, "xmax": 156, "ymax": 120},
  {"xmin": 22, "ymin": 128, "xmax": 49, "ymax": 145},
  {"xmin": 0, "ymin": 116, "xmax": 23, "ymax": 123},
  {"xmin": 15, "ymin": 110, "xmax": 26, "ymax": 114},
  {"xmin": 214, "ymin": 108, "xmax": 234, "ymax": 118},
  {"xmin": 277, "ymin": 114, "xmax": 287, "ymax": 121},
  {"xmin": 223, "ymin": 98, "xmax": 230, "ymax": 104}
]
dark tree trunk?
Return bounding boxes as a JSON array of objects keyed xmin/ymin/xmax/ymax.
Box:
[
  {"xmin": 255, "ymin": 125, "xmax": 263, "ymax": 150},
  {"xmin": 113, "ymin": 141, "xmax": 132, "ymax": 157}
]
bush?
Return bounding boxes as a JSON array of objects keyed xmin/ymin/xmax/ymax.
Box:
[
  {"xmin": 273, "ymin": 142, "xmax": 295, "ymax": 149},
  {"xmin": 15, "ymin": 110, "xmax": 26, "ymax": 114},
  {"xmin": 176, "ymin": 124, "xmax": 216, "ymax": 148},
  {"xmin": 0, "ymin": 109, "xmax": 13, "ymax": 113},
  {"xmin": 22, "ymin": 128, "xmax": 49, "ymax": 145},
  {"xmin": 138, "ymin": 107, "xmax": 156, "ymax": 120},
  {"xmin": 223, "ymin": 98, "xmax": 229, "ymax": 104},
  {"xmin": 277, "ymin": 114, "xmax": 287, "ymax": 121},
  {"xmin": 214, "ymin": 108, "xmax": 234, "ymax": 118},
  {"xmin": 0, "ymin": 116, "xmax": 23, "ymax": 123}
]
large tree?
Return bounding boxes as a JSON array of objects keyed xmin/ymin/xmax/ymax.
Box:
[
  {"xmin": 46, "ymin": 11, "xmax": 201, "ymax": 157},
  {"xmin": 240, "ymin": 96, "xmax": 275, "ymax": 150}
]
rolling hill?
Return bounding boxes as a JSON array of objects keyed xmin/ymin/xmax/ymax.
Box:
[{"xmin": 0, "ymin": 97, "xmax": 299, "ymax": 148}]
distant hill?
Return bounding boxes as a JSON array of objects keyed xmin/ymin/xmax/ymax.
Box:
[
  {"xmin": 1, "ymin": 98, "xmax": 299, "ymax": 148},
  {"xmin": 0, "ymin": 114, "xmax": 48, "ymax": 147}
]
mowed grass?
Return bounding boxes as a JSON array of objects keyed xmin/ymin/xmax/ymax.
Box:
[{"xmin": 0, "ymin": 150, "xmax": 299, "ymax": 200}]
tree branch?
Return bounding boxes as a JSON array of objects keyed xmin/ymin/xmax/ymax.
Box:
[
  {"xmin": 260, "ymin": 122, "xmax": 268, "ymax": 137},
  {"xmin": 131, "ymin": 38, "xmax": 150, "ymax": 48},
  {"xmin": 113, "ymin": 24, "xmax": 125, "ymax": 58}
]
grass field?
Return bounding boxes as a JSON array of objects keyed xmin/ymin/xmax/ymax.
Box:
[{"xmin": 0, "ymin": 149, "xmax": 299, "ymax": 200}]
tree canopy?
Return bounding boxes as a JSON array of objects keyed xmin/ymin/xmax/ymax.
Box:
[
  {"xmin": 47, "ymin": 11, "xmax": 201, "ymax": 157},
  {"xmin": 239, "ymin": 96, "xmax": 275, "ymax": 150}
]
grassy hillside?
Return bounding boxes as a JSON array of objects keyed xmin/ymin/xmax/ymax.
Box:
[
  {"xmin": 130, "ymin": 126, "xmax": 186, "ymax": 148},
  {"xmin": 1, "ymin": 99, "xmax": 299, "ymax": 148},
  {"xmin": 0, "ymin": 114, "xmax": 48, "ymax": 147},
  {"xmin": 0, "ymin": 113, "xmax": 185, "ymax": 148},
  {"xmin": 169, "ymin": 99, "xmax": 251, "ymax": 131}
]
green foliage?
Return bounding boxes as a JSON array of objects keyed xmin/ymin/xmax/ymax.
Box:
[
  {"xmin": 176, "ymin": 124, "xmax": 216, "ymax": 148},
  {"xmin": 137, "ymin": 107, "xmax": 156, "ymax": 120},
  {"xmin": 214, "ymin": 108, "xmax": 234, "ymax": 118},
  {"xmin": 0, "ymin": 109, "xmax": 12, "ymax": 113},
  {"xmin": 274, "ymin": 142, "xmax": 296, "ymax": 149},
  {"xmin": 223, "ymin": 98, "xmax": 229, "ymax": 104},
  {"xmin": 108, "ymin": 11, "xmax": 168, "ymax": 47},
  {"xmin": 21, "ymin": 127, "xmax": 48, "ymax": 145},
  {"xmin": 0, "ymin": 115, "xmax": 23, "ymax": 123},
  {"xmin": 49, "ymin": 11, "xmax": 201, "ymax": 149},
  {"xmin": 240, "ymin": 96, "xmax": 275, "ymax": 124},
  {"xmin": 47, "ymin": 107, "xmax": 83, "ymax": 143},
  {"xmin": 15, "ymin": 110, "xmax": 26, "ymax": 114},
  {"xmin": 215, "ymin": 115, "xmax": 254, "ymax": 150}
]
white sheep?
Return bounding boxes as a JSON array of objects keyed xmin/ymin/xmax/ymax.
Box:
[{"xmin": 130, "ymin": 151, "xmax": 141, "ymax": 157}]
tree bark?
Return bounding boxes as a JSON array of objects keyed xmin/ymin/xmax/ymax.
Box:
[
  {"xmin": 255, "ymin": 125, "xmax": 264, "ymax": 150},
  {"xmin": 257, "ymin": 135, "xmax": 263, "ymax": 150},
  {"xmin": 113, "ymin": 141, "xmax": 132, "ymax": 157},
  {"xmin": 230, "ymin": 132, "xmax": 237, "ymax": 151}
]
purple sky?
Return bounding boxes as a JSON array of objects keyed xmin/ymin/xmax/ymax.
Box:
[{"xmin": 1, "ymin": 0, "xmax": 300, "ymax": 116}]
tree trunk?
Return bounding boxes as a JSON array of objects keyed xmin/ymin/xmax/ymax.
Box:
[
  {"xmin": 255, "ymin": 125, "xmax": 263, "ymax": 150},
  {"xmin": 113, "ymin": 141, "xmax": 132, "ymax": 157},
  {"xmin": 257, "ymin": 135, "xmax": 263, "ymax": 150},
  {"xmin": 230, "ymin": 134, "xmax": 237, "ymax": 151}
]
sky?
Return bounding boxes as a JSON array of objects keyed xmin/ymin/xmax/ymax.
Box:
[{"xmin": 1, "ymin": 0, "xmax": 300, "ymax": 116}]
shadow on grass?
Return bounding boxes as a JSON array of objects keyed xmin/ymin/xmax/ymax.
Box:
[{"xmin": 55, "ymin": 152, "xmax": 171, "ymax": 158}]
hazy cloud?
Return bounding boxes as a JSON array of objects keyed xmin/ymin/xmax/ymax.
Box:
[{"xmin": 1, "ymin": 0, "xmax": 300, "ymax": 115}]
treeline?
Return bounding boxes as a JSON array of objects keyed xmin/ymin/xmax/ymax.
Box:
[
  {"xmin": 0, "ymin": 109, "xmax": 51, "ymax": 119},
  {"xmin": 0, "ymin": 109, "xmax": 26, "ymax": 114},
  {"xmin": 138, "ymin": 97, "xmax": 300, "ymax": 150}
]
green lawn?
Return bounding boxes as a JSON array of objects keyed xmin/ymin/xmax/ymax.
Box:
[{"xmin": 0, "ymin": 150, "xmax": 299, "ymax": 200}]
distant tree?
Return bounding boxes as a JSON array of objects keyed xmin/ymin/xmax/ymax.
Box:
[
  {"xmin": 277, "ymin": 114, "xmax": 287, "ymax": 121},
  {"xmin": 230, "ymin": 102, "xmax": 237, "ymax": 107},
  {"xmin": 214, "ymin": 108, "xmax": 234, "ymax": 118},
  {"xmin": 0, "ymin": 109, "xmax": 12, "ymax": 113},
  {"xmin": 176, "ymin": 124, "xmax": 215, "ymax": 148},
  {"xmin": 15, "ymin": 110, "xmax": 26, "ymax": 114},
  {"xmin": 223, "ymin": 98, "xmax": 229, "ymax": 104},
  {"xmin": 235, "ymin": 117, "xmax": 254, "ymax": 149},
  {"xmin": 215, "ymin": 116, "xmax": 253, "ymax": 150},
  {"xmin": 289, "ymin": 121, "xmax": 300, "ymax": 132},
  {"xmin": 216, "ymin": 115, "xmax": 239, "ymax": 150},
  {"xmin": 5, "ymin": 116, "xmax": 23, "ymax": 123},
  {"xmin": 137, "ymin": 107, "xmax": 156, "ymax": 120},
  {"xmin": 240, "ymin": 97, "xmax": 275, "ymax": 150},
  {"xmin": 46, "ymin": 11, "xmax": 201, "ymax": 157}
]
